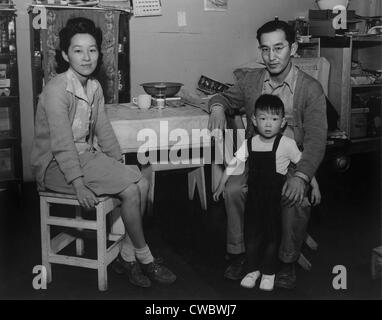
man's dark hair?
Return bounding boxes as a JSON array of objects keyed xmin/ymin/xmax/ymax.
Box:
[
  {"xmin": 256, "ymin": 19, "xmax": 295, "ymax": 45},
  {"xmin": 56, "ymin": 17, "xmax": 103, "ymax": 73},
  {"xmin": 254, "ymin": 94, "xmax": 285, "ymax": 117}
]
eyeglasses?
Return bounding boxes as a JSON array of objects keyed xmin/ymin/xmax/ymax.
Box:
[{"xmin": 259, "ymin": 44, "xmax": 289, "ymax": 55}]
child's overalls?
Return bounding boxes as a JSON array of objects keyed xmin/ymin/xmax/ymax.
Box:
[{"xmin": 244, "ymin": 133, "xmax": 285, "ymax": 275}]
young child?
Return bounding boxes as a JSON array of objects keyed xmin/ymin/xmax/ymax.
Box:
[
  {"xmin": 31, "ymin": 17, "xmax": 176, "ymax": 288},
  {"xmin": 213, "ymin": 94, "xmax": 321, "ymax": 291}
]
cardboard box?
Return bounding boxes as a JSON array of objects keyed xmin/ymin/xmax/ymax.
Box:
[
  {"xmin": 309, "ymin": 19, "xmax": 359, "ymax": 37},
  {"xmin": 350, "ymin": 108, "xmax": 369, "ymax": 138},
  {"xmin": 309, "ymin": 9, "xmax": 356, "ymax": 20}
]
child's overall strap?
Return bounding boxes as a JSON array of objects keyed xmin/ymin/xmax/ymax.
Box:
[
  {"xmin": 272, "ymin": 134, "xmax": 283, "ymax": 153},
  {"xmin": 247, "ymin": 137, "xmax": 253, "ymax": 153}
]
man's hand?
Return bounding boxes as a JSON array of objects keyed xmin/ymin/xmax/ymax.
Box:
[
  {"xmin": 281, "ymin": 176, "xmax": 307, "ymax": 207},
  {"xmin": 208, "ymin": 105, "xmax": 226, "ymax": 137},
  {"xmin": 213, "ymin": 183, "xmax": 226, "ymax": 202},
  {"xmin": 310, "ymin": 185, "xmax": 321, "ymax": 206},
  {"xmin": 72, "ymin": 177, "xmax": 99, "ymax": 209}
]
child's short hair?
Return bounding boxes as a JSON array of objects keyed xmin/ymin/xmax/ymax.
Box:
[
  {"xmin": 254, "ymin": 94, "xmax": 285, "ymax": 117},
  {"xmin": 56, "ymin": 17, "xmax": 103, "ymax": 73}
]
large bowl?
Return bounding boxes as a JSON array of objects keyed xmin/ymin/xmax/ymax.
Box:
[
  {"xmin": 316, "ymin": 0, "xmax": 349, "ymax": 10},
  {"xmin": 140, "ymin": 82, "xmax": 183, "ymax": 98}
]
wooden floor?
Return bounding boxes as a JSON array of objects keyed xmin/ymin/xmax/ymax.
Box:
[{"xmin": 0, "ymin": 152, "xmax": 381, "ymax": 300}]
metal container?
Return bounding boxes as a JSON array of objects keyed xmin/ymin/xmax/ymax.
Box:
[{"xmin": 140, "ymin": 82, "xmax": 183, "ymax": 98}]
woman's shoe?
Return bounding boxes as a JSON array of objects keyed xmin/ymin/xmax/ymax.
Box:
[
  {"xmin": 112, "ymin": 255, "xmax": 151, "ymax": 288},
  {"xmin": 259, "ymin": 274, "xmax": 275, "ymax": 291},
  {"xmin": 141, "ymin": 260, "xmax": 177, "ymax": 284},
  {"xmin": 240, "ymin": 271, "xmax": 261, "ymax": 289}
]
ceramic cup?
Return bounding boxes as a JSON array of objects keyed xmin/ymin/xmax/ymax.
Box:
[{"xmin": 132, "ymin": 94, "xmax": 152, "ymax": 109}]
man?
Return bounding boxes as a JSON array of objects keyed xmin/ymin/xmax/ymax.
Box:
[{"xmin": 208, "ymin": 19, "xmax": 327, "ymax": 288}]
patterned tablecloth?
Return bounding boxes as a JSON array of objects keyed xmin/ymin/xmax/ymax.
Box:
[{"xmin": 105, "ymin": 103, "xmax": 210, "ymax": 153}]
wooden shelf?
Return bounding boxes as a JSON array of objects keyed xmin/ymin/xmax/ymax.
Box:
[
  {"xmin": 353, "ymin": 35, "xmax": 382, "ymax": 43},
  {"xmin": 0, "ymin": 96, "xmax": 18, "ymax": 104},
  {"xmin": 0, "ymin": 10, "xmax": 22, "ymax": 189},
  {"xmin": 0, "ymin": 52, "xmax": 16, "ymax": 59},
  {"xmin": 347, "ymin": 136, "xmax": 381, "ymax": 155},
  {"xmin": 351, "ymin": 83, "xmax": 382, "ymax": 88},
  {"xmin": 0, "ymin": 135, "xmax": 18, "ymax": 142}
]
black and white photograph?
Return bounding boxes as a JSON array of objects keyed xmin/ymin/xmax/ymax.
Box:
[{"xmin": 0, "ymin": 0, "xmax": 381, "ymax": 304}]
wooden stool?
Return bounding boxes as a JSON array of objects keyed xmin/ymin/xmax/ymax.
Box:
[
  {"xmin": 372, "ymin": 246, "xmax": 382, "ymax": 280},
  {"xmin": 141, "ymin": 158, "xmax": 207, "ymax": 216},
  {"xmin": 39, "ymin": 191, "xmax": 123, "ymax": 291}
]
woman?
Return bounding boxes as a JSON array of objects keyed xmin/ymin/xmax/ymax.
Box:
[{"xmin": 31, "ymin": 17, "xmax": 176, "ymax": 288}]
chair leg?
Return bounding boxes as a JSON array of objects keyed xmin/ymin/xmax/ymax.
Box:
[
  {"xmin": 305, "ymin": 234, "xmax": 318, "ymax": 251},
  {"xmin": 96, "ymin": 202, "xmax": 108, "ymax": 291},
  {"xmin": 188, "ymin": 167, "xmax": 207, "ymax": 211},
  {"xmin": 195, "ymin": 167, "xmax": 207, "ymax": 210},
  {"xmin": 211, "ymin": 163, "xmax": 224, "ymax": 193},
  {"xmin": 40, "ymin": 197, "xmax": 52, "ymax": 283},
  {"xmin": 75, "ymin": 207, "xmax": 84, "ymax": 256},
  {"xmin": 188, "ymin": 169, "xmax": 197, "ymax": 201},
  {"xmin": 298, "ymin": 253, "xmax": 312, "ymax": 271}
]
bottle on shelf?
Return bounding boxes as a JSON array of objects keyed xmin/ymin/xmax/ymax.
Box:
[
  {"xmin": 0, "ymin": 19, "xmax": 9, "ymax": 54},
  {"xmin": 8, "ymin": 18, "xmax": 15, "ymax": 53}
]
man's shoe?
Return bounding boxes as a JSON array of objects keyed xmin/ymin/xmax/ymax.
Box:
[
  {"xmin": 224, "ymin": 255, "xmax": 246, "ymax": 280},
  {"xmin": 112, "ymin": 255, "xmax": 151, "ymax": 288},
  {"xmin": 275, "ymin": 263, "xmax": 296, "ymax": 289},
  {"xmin": 141, "ymin": 260, "xmax": 177, "ymax": 284}
]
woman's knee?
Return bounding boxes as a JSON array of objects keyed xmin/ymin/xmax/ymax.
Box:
[
  {"xmin": 137, "ymin": 176, "xmax": 149, "ymax": 195},
  {"xmin": 119, "ymin": 183, "xmax": 140, "ymax": 203}
]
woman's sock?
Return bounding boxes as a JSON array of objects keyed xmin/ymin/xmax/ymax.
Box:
[
  {"xmin": 120, "ymin": 234, "xmax": 136, "ymax": 262},
  {"xmin": 135, "ymin": 245, "xmax": 154, "ymax": 265}
]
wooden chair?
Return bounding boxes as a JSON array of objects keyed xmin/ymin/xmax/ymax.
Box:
[{"xmin": 39, "ymin": 191, "xmax": 123, "ymax": 291}]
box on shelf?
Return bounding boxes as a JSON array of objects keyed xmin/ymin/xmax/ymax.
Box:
[
  {"xmin": 350, "ymin": 108, "xmax": 369, "ymax": 138},
  {"xmin": 0, "ymin": 147, "xmax": 12, "ymax": 180},
  {"xmin": 0, "ymin": 107, "xmax": 10, "ymax": 131},
  {"xmin": 309, "ymin": 10, "xmax": 356, "ymax": 21}
]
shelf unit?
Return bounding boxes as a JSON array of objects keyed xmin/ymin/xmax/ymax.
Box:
[
  {"xmin": 29, "ymin": 5, "xmax": 131, "ymax": 114},
  {"xmin": 296, "ymin": 37, "xmax": 320, "ymax": 58},
  {"xmin": 0, "ymin": 8, "xmax": 22, "ymax": 190},
  {"xmin": 320, "ymin": 35, "xmax": 382, "ymax": 153}
]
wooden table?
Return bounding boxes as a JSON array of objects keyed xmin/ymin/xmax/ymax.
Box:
[
  {"xmin": 105, "ymin": 103, "xmax": 210, "ymax": 153},
  {"xmin": 105, "ymin": 102, "xmax": 211, "ymax": 233}
]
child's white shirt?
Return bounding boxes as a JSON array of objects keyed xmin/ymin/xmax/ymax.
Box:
[{"xmin": 235, "ymin": 135, "xmax": 302, "ymax": 175}]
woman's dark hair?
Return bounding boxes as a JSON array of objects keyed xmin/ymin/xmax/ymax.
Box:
[
  {"xmin": 254, "ymin": 94, "xmax": 285, "ymax": 117},
  {"xmin": 56, "ymin": 17, "xmax": 103, "ymax": 73},
  {"xmin": 256, "ymin": 19, "xmax": 295, "ymax": 45}
]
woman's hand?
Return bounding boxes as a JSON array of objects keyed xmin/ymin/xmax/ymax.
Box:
[{"xmin": 72, "ymin": 177, "xmax": 99, "ymax": 209}]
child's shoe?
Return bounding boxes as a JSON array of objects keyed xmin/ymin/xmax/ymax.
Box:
[
  {"xmin": 240, "ymin": 271, "xmax": 261, "ymax": 289},
  {"xmin": 259, "ymin": 274, "xmax": 275, "ymax": 291}
]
